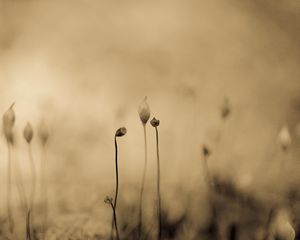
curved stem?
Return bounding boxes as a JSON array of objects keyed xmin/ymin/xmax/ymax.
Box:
[
  {"xmin": 155, "ymin": 127, "xmax": 162, "ymax": 240},
  {"xmin": 138, "ymin": 124, "xmax": 148, "ymax": 237},
  {"xmin": 7, "ymin": 142, "xmax": 14, "ymax": 233}
]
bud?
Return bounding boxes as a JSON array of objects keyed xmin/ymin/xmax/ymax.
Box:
[
  {"xmin": 202, "ymin": 145, "xmax": 211, "ymax": 157},
  {"xmin": 278, "ymin": 126, "xmax": 291, "ymax": 152},
  {"xmin": 138, "ymin": 97, "xmax": 150, "ymax": 125},
  {"xmin": 104, "ymin": 196, "xmax": 113, "ymax": 204},
  {"xmin": 115, "ymin": 127, "xmax": 127, "ymax": 137},
  {"xmin": 221, "ymin": 97, "xmax": 230, "ymax": 120},
  {"xmin": 150, "ymin": 117, "xmax": 160, "ymax": 127},
  {"xmin": 2, "ymin": 103, "xmax": 15, "ymax": 144},
  {"xmin": 23, "ymin": 122, "xmax": 34, "ymax": 143},
  {"xmin": 38, "ymin": 120, "xmax": 49, "ymax": 146}
]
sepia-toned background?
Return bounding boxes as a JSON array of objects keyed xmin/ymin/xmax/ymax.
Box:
[{"xmin": 0, "ymin": 0, "xmax": 300, "ymax": 239}]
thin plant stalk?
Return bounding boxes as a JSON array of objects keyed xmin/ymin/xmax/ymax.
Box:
[
  {"xmin": 41, "ymin": 146, "xmax": 48, "ymax": 240},
  {"xmin": 109, "ymin": 202, "xmax": 120, "ymax": 240},
  {"xmin": 110, "ymin": 136, "xmax": 120, "ymax": 240},
  {"xmin": 113, "ymin": 136, "xmax": 120, "ymax": 240},
  {"xmin": 13, "ymin": 151, "xmax": 28, "ymax": 213},
  {"xmin": 7, "ymin": 142, "xmax": 14, "ymax": 233},
  {"xmin": 154, "ymin": 126, "xmax": 162, "ymax": 240},
  {"xmin": 138, "ymin": 124, "xmax": 148, "ymax": 238},
  {"xmin": 27, "ymin": 143, "xmax": 36, "ymax": 229}
]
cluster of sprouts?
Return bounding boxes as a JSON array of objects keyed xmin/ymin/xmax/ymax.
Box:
[
  {"xmin": 105, "ymin": 97, "xmax": 162, "ymax": 240},
  {"xmin": 2, "ymin": 103, "xmax": 49, "ymax": 240}
]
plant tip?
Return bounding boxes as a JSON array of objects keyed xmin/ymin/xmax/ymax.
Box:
[
  {"xmin": 221, "ymin": 97, "xmax": 231, "ymax": 120},
  {"xmin": 138, "ymin": 96, "xmax": 151, "ymax": 125},
  {"xmin": 3, "ymin": 103, "xmax": 16, "ymax": 144},
  {"xmin": 104, "ymin": 196, "xmax": 113, "ymax": 204},
  {"xmin": 115, "ymin": 127, "xmax": 127, "ymax": 137},
  {"xmin": 23, "ymin": 122, "xmax": 34, "ymax": 143},
  {"xmin": 38, "ymin": 120, "xmax": 49, "ymax": 146},
  {"xmin": 278, "ymin": 125, "xmax": 291, "ymax": 152},
  {"xmin": 202, "ymin": 145, "xmax": 211, "ymax": 157},
  {"xmin": 150, "ymin": 117, "xmax": 160, "ymax": 127}
]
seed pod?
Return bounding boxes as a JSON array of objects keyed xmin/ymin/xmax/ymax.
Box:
[
  {"xmin": 115, "ymin": 127, "xmax": 127, "ymax": 137},
  {"xmin": 23, "ymin": 122, "xmax": 34, "ymax": 143},
  {"xmin": 3, "ymin": 103, "xmax": 15, "ymax": 144},
  {"xmin": 38, "ymin": 120, "xmax": 49, "ymax": 146},
  {"xmin": 138, "ymin": 97, "xmax": 150, "ymax": 125},
  {"xmin": 278, "ymin": 126, "xmax": 291, "ymax": 152},
  {"xmin": 150, "ymin": 117, "xmax": 160, "ymax": 127}
]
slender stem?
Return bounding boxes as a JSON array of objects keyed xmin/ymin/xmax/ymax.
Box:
[
  {"xmin": 114, "ymin": 136, "xmax": 119, "ymax": 209},
  {"xmin": 111, "ymin": 203, "xmax": 120, "ymax": 240},
  {"xmin": 12, "ymin": 146, "xmax": 28, "ymax": 213},
  {"xmin": 155, "ymin": 127, "xmax": 162, "ymax": 240},
  {"xmin": 110, "ymin": 136, "xmax": 119, "ymax": 240},
  {"xmin": 138, "ymin": 124, "xmax": 148, "ymax": 237},
  {"xmin": 28, "ymin": 144, "xmax": 36, "ymax": 229},
  {"xmin": 7, "ymin": 142, "xmax": 14, "ymax": 233},
  {"xmin": 41, "ymin": 146, "xmax": 48, "ymax": 240}
]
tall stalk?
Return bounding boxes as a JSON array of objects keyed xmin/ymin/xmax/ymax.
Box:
[
  {"xmin": 38, "ymin": 120, "xmax": 49, "ymax": 240},
  {"xmin": 138, "ymin": 124, "xmax": 148, "ymax": 237},
  {"xmin": 107, "ymin": 127, "xmax": 126, "ymax": 240},
  {"xmin": 28, "ymin": 144, "xmax": 35, "ymax": 224},
  {"xmin": 7, "ymin": 142, "xmax": 14, "ymax": 233},
  {"xmin": 151, "ymin": 117, "xmax": 161, "ymax": 240},
  {"xmin": 137, "ymin": 97, "xmax": 150, "ymax": 238},
  {"xmin": 3, "ymin": 103, "xmax": 16, "ymax": 233},
  {"xmin": 41, "ymin": 145, "xmax": 48, "ymax": 240}
]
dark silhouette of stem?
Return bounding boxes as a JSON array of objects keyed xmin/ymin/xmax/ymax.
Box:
[
  {"xmin": 110, "ymin": 136, "xmax": 119, "ymax": 240},
  {"xmin": 155, "ymin": 127, "xmax": 162, "ymax": 240},
  {"xmin": 110, "ymin": 202, "xmax": 120, "ymax": 240},
  {"xmin": 26, "ymin": 210, "xmax": 32, "ymax": 240},
  {"xmin": 138, "ymin": 124, "xmax": 148, "ymax": 238},
  {"xmin": 7, "ymin": 142, "xmax": 14, "ymax": 233}
]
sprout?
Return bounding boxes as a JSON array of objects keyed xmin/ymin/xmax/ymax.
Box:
[
  {"xmin": 150, "ymin": 117, "xmax": 160, "ymax": 127},
  {"xmin": 151, "ymin": 116, "xmax": 162, "ymax": 240},
  {"xmin": 3, "ymin": 102, "xmax": 15, "ymax": 144},
  {"xmin": 23, "ymin": 122, "xmax": 34, "ymax": 143},
  {"xmin": 137, "ymin": 97, "xmax": 150, "ymax": 238},
  {"xmin": 138, "ymin": 96, "xmax": 151, "ymax": 125},
  {"xmin": 38, "ymin": 120, "xmax": 49, "ymax": 146},
  {"xmin": 115, "ymin": 127, "xmax": 127, "ymax": 137},
  {"xmin": 278, "ymin": 126, "xmax": 291, "ymax": 152}
]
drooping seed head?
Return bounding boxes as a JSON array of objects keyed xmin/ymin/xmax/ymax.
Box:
[
  {"xmin": 221, "ymin": 97, "xmax": 231, "ymax": 120},
  {"xmin": 138, "ymin": 96, "xmax": 150, "ymax": 125},
  {"xmin": 23, "ymin": 122, "xmax": 34, "ymax": 143},
  {"xmin": 115, "ymin": 127, "xmax": 127, "ymax": 137},
  {"xmin": 3, "ymin": 103, "xmax": 15, "ymax": 144},
  {"xmin": 150, "ymin": 117, "xmax": 160, "ymax": 127},
  {"xmin": 278, "ymin": 126, "xmax": 291, "ymax": 152},
  {"xmin": 202, "ymin": 145, "xmax": 211, "ymax": 157},
  {"xmin": 38, "ymin": 120, "xmax": 49, "ymax": 146}
]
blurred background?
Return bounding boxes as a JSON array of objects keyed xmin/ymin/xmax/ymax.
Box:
[{"xmin": 0, "ymin": 0, "xmax": 300, "ymax": 239}]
